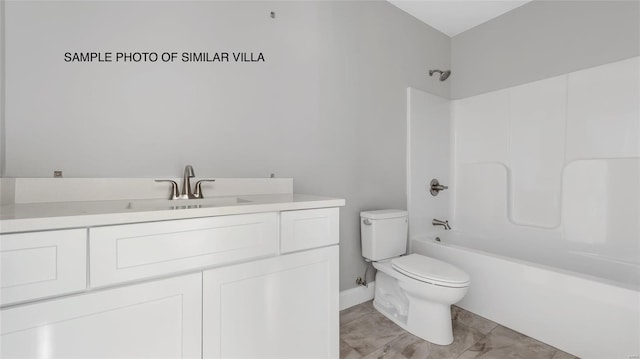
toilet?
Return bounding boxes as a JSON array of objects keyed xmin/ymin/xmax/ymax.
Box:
[{"xmin": 360, "ymin": 209, "xmax": 470, "ymax": 345}]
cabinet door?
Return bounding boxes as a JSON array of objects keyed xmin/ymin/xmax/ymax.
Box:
[
  {"xmin": 203, "ymin": 246, "xmax": 339, "ymax": 359},
  {"xmin": 1, "ymin": 273, "xmax": 202, "ymax": 359}
]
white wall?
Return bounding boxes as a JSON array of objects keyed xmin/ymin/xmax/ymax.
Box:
[
  {"xmin": 0, "ymin": 1, "xmax": 451, "ymax": 291},
  {"xmin": 406, "ymin": 87, "xmax": 450, "ymax": 240},
  {"xmin": 451, "ymin": 57, "xmax": 640, "ymax": 264},
  {"xmin": 451, "ymin": 0, "xmax": 640, "ymax": 99}
]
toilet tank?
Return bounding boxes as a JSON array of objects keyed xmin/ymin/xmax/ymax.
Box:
[{"xmin": 360, "ymin": 210, "xmax": 408, "ymax": 261}]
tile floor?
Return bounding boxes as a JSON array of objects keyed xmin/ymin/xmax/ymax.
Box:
[{"xmin": 340, "ymin": 301, "xmax": 579, "ymax": 359}]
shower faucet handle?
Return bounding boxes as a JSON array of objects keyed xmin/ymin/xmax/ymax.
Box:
[{"xmin": 430, "ymin": 178, "xmax": 449, "ymax": 196}]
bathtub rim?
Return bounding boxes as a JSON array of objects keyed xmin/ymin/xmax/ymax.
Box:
[{"xmin": 410, "ymin": 232, "xmax": 640, "ymax": 293}]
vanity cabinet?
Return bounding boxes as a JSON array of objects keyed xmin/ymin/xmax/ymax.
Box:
[
  {"xmin": 1, "ymin": 273, "xmax": 202, "ymax": 359},
  {"xmin": 203, "ymin": 246, "xmax": 339, "ymax": 359},
  {"xmin": 1, "ymin": 204, "xmax": 341, "ymax": 359}
]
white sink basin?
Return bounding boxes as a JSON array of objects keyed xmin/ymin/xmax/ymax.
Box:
[{"xmin": 126, "ymin": 197, "xmax": 252, "ymax": 210}]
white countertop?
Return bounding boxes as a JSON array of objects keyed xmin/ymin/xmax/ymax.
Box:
[{"xmin": 0, "ymin": 194, "xmax": 345, "ymax": 233}]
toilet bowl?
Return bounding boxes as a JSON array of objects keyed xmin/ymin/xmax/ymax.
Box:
[
  {"xmin": 372, "ymin": 254, "xmax": 469, "ymax": 345},
  {"xmin": 360, "ymin": 210, "xmax": 470, "ymax": 345}
]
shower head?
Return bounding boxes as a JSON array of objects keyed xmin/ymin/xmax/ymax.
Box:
[{"xmin": 429, "ymin": 69, "xmax": 451, "ymax": 81}]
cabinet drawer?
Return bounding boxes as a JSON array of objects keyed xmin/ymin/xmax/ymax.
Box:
[
  {"xmin": 90, "ymin": 212, "xmax": 278, "ymax": 287},
  {"xmin": 0, "ymin": 229, "xmax": 87, "ymax": 306},
  {"xmin": 280, "ymin": 208, "xmax": 339, "ymax": 253}
]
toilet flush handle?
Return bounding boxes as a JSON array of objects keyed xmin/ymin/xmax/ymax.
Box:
[{"xmin": 363, "ymin": 219, "xmax": 372, "ymax": 225}]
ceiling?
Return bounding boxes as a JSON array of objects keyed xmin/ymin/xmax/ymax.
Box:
[{"xmin": 387, "ymin": 0, "xmax": 534, "ymax": 37}]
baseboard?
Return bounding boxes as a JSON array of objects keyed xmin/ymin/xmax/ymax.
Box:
[{"xmin": 339, "ymin": 281, "xmax": 375, "ymax": 311}]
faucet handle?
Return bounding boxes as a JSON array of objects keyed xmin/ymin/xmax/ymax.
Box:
[
  {"xmin": 194, "ymin": 179, "xmax": 216, "ymax": 199},
  {"xmin": 430, "ymin": 178, "xmax": 449, "ymax": 196},
  {"xmin": 155, "ymin": 179, "xmax": 180, "ymax": 200}
]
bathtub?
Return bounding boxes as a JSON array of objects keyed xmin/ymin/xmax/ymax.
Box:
[{"xmin": 411, "ymin": 231, "xmax": 640, "ymax": 359}]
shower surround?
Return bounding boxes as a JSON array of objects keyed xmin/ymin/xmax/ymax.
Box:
[
  {"xmin": 408, "ymin": 56, "xmax": 639, "ymax": 358},
  {"xmin": 451, "ymin": 56, "xmax": 638, "ymax": 268}
]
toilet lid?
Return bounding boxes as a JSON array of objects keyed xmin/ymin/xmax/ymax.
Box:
[{"xmin": 391, "ymin": 254, "xmax": 470, "ymax": 288}]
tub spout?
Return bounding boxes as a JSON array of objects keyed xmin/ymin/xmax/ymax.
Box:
[{"xmin": 432, "ymin": 218, "xmax": 451, "ymax": 230}]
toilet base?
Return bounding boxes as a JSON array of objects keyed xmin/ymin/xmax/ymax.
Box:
[
  {"xmin": 405, "ymin": 294, "xmax": 454, "ymax": 345},
  {"xmin": 373, "ymin": 293, "xmax": 454, "ymax": 345},
  {"xmin": 372, "ymin": 262, "xmax": 467, "ymax": 346}
]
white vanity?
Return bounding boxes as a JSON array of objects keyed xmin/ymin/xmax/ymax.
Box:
[{"xmin": 0, "ymin": 177, "xmax": 344, "ymax": 359}]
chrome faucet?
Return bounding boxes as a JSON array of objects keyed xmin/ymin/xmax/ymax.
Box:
[
  {"xmin": 155, "ymin": 165, "xmax": 215, "ymax": 200},
  {"xmin": 432, "ymin": 218, "xmax": 451, "ymax": 230}
]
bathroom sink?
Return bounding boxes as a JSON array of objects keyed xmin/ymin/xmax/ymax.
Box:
[{"xmin": 125, "ymin": 197, "xmax": 252, "ymax": 210}]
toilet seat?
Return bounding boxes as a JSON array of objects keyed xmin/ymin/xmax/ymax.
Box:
[{"xmin": 391, "ymin": 254, "xmax": 470, "ymax": 288}]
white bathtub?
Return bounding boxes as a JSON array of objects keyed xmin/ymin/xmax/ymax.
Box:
[{"xmin": 411, "ymin": 231, "xmax": 640, "ymax": 359}]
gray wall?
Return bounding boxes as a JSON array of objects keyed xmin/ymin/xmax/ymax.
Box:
[
  {"xmin": 1, "ymin": 1, "xmax": 450, "ymax": 291},
  {"xmin": 0, "ymin": 0, "xmax": 5, "ymax": 177},
  {"xmin": 451, "ymin": 0, "xmax": 640, "ymax": 99}
]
